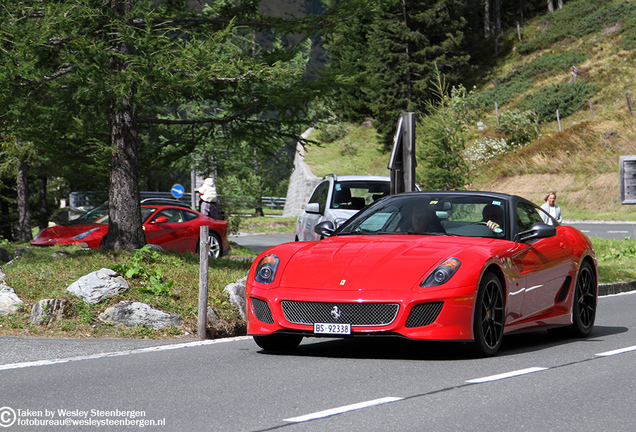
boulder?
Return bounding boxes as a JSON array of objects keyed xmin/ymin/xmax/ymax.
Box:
[
  {"xmin": 99, "ymin": 301, "xmax": 182, "ymax": 330},
  {"xmin": 66, "ymin": 268, "xmax": 129, "ymax": 304},
  {"xmin": 0, "ymin": 284, "xmax": 24, "ymax": 316},
  {"xmin": 0, "ymin": 248, "xmax": 12, "ymax": 264},
  {"xmin": 223, "ymin": 276, "xmax": 247, "ymax": 320},
  {"xmin": 31, "ymin": 299, "xmax": 70, "ymax": 324}
]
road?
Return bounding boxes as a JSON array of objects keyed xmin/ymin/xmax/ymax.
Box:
[
  {"xmin": 568, "ymin": 220, "xmax": 636, "ymax": 239},
  {"xmin": 1, "ymin": 292, "xmax": 635, "ymax": 431}
]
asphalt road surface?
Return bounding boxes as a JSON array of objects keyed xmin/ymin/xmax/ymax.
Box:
[{"xmin": 2, "ymin": 291, "xmax": 636, "ymax": 431}]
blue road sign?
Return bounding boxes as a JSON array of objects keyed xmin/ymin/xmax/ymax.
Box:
[{"xmin": 171, "ymin": 184, "xmax": 185, "ymax": 198}]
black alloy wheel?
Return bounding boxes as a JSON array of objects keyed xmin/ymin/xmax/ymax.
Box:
[
  {"xmin": 472, "ymin": 272, "xmax": 505, "ymax": 357},
  {"xmin": 571, "ymin": 261, "xmax": 597, "ymax": 337}
]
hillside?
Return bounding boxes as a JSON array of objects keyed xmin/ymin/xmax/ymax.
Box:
[{"xmin": 303, "ymin": 0, "xmax": 636, "ymax": 221}]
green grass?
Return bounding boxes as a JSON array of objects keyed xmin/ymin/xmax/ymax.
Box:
[{"xmin": 592, "ymin": 237, "xmax": 636, "ymax": 283}]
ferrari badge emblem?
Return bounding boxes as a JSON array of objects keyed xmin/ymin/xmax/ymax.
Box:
[{"xmin": 330, "ymin": 306, "xmax": 342, "ymax": 320}]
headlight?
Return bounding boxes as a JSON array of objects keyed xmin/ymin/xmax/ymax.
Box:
[
  {"xmin": 421, "ymin": 258, "xmax": 461, "ymax": 287},
  {"xmin": 255, "ymin": 254, "xmax": 280, "ymax": 284},
  {"xmin": 72, "ymin": 228, "xmax": 100, "ymax": 241}
]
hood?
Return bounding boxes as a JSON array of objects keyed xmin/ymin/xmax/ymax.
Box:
[{"xmin": 278, "ymin": 234, "xmax": 493, "ymax": 292}]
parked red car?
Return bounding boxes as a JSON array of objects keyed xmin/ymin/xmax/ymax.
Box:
[{"xmin": 32, "ymin": 205, "xmax": 229, "ymax": 258}]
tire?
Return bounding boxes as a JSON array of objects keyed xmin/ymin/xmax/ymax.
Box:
[
  {"xmin": 196, "ymin": 232, "xmax": 222, "ymax": 259},
  {"xmin": 551, "ymin": 261, "xmax": 596, "ymax": 338},
  {"xmin": 253, "ymin": 334, "xmax": 303, "ymax": 352},
  {"xmin": 471, "ymin": 272, "xmax": 505, "ymax": 357}
]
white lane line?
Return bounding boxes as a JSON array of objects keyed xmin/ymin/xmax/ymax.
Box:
[
  {"xmin": 466, "ymin": 367, "xmax": 547, "ymax": 383},
  {"xmin": 596, "ymin": 345, "xmax": 636, "ymax": 357},
  {"xmin": 284, "ymin": 397, "xmax": 403, "ymax": 423},
  {"xmin": 0, "ymin": 336, "xmax": 251, "ymax": 371}
]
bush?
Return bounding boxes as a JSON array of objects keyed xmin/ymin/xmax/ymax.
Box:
[
  {"xmin": 497, "ymin": 110, "xmax": 538, "ymax": 145},
  {"xmin": 519, "ymin": 83, "xmax": 598, "ymax": 123},
  {"xmin": 464, "ymin": 137, "xmax": 511, "ymax": 168}
]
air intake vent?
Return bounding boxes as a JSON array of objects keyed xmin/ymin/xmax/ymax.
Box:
[
  {"xmin": 405, "ymin": 302, "xmax": 443, "ymax": 328},
  {"xmin": 251, "ymin": 297, "xmax": 274, "ymax": 324},
  {"xmin": 281, "ymin": 301, "xmax": 399, "ymax": 327}
]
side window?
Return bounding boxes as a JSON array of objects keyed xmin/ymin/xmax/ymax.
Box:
[
  {"xmin": 183, "ymin": 210, "xmax": 198, "ymax": 222},
  {"xmin": 152, "ymin": 209, "xmax": 183, "ymax": 223},
  {"xmin": 516, "ymin": 203, "xmax": 544, "ymax": 232},
  {"xmin": 308, "ymin": 181, "xmax": 329, "ymax": 213}
]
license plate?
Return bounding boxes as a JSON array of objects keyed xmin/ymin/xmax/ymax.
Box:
[{"xmin": 314, "ymin": 323, "xmax": 351, "ymax": 335}]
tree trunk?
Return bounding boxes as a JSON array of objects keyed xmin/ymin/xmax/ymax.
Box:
[
  {"xmin": 557, "ymin": 0, "xmax": 564, "ymax": 9},
  {"xmin": 548, "ymin": 0, "xmax": 554, "ymax": 13},
  {"xmin": 484, "ymin": 0, "xmax": 491, "ymax": 39},
  {"xmin": 17, "ymin": 156, "xmax": 32, "ymax": 242},
  {"xmin": 103, "ymin": 0, "xmax": 145, "ymax": 251},
  {"xmin": 37, "ymin": 175, "xmax": 48, "ymax": 231}
]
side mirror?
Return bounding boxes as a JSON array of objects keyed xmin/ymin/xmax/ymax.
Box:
[
  {"xmin": 152, "ymin": 216, "xmax": 169, "ymax": 224},
  {"xmin": 305, "ymin": 202, "xmax": 321, "ymax": 215},
  {"xmin": 517, "ymin": 222, "xmax": 556, "ymax": 242},
  {"xmin": 314, "ymin": 220, "xmax": 335, "ymax": 238}
]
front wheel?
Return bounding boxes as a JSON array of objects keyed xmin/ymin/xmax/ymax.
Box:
[
  {"xmin": 471, "ymin": 272, "xmax": 505, "ymax": 357},
  {"xmin": 253, "ymin": 334, "xmax": 303, "ymax": 352}
]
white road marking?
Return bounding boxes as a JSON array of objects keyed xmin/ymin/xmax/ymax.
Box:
[
  {"xmin": 284, "ymin": 397, "xmax": 403, "ymax": 423},
  {"xmin": 607, "ymin": 231, "xmax": 629, "ymax": 234},
  {"xmin": 0, "ymin": 336, "xmax": 251, "ymax": 372},
  {"xmin": 596, "ymin": 345, "xmax": 636, "ymax": 357},
  {"xmin": 466, "ymin": 367, "xmax": 547, "ymax": 383}
]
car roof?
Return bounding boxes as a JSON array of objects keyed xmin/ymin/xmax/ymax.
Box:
[{"xmin": 324, "ymin": 174, "xmax": 391, "ymax": 182}]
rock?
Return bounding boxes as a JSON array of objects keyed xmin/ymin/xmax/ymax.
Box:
[
  {"xmin": 0, "ymin": 284, "xmax": 24, "ymax": 316},
  {"xmin": 66, "ymin": 268, "xmax": 129, "ymax": 304},
  {"xmin": 0, "ymin": 267, "xmax": 6, "ymax": 282},
  {"xmin": 224, "ymin": 276, "xmax": 247, "ymax": 320},
  {"xmin": 30, "ymin": 299, "xmax": 70, "ymax": 324},
  {"xmin": 52, "ymin": 250, "xmax": 71, "ymax": 259},
  {"xmin": 0, "ymin": 248, "xmax": 12, "ymax": 264},
  {"xmin": 14, "ymin": 248, "xmax": 32, "ymax": 259},
  {"xmin": 207, "ymin": 306, "xmax": 221, "ymax": 326},
  {"xmin": 99, "ymin": 301, "xmax": 182, "ymax": 330}
]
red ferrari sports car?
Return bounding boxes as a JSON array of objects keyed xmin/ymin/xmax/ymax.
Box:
[
  {"xmin": 246, "ymin": 191, "xmax": 597, "ymax": 356},
  {"xmin": 32, "ymin": 205, "xmax": 229, "ymax": 258}
]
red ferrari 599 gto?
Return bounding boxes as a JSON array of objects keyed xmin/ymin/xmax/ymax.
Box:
[{"xmin": 245, "ymin": 191, "xmax": 597, "ymax": 356}]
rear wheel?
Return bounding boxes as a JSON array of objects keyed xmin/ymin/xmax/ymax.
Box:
[
  {"xmin": 196, "ymin": 232, "xmax": 222, "ymax": 259},
  {"xmin": 472, "ymin": 272, "xmax": 505, "ymax": 357},
  {"xmin": 253, "ymin": 334, "xmax": 303, "ymax": 352}
]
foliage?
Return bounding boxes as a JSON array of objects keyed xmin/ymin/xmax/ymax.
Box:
[
  {"xmin": 464, "ymin": 137, "xmax": 511, "ymax": 168},
  {"xmin": 112, "ymin": 245, "xmax": 174, "ymax": 296},
  {"xmin": 497, "ymin": 110, "xmax": 538, "ymax": 145},
  {"xmin": 514, "ymin": 0, "xmax": 636, "ymax": 55},
  {"xmin": 416, "ymin": 69, "xmax": 470, "ymax": 190},
  {"xmin": 519, "ymin": 83, "xmax": 599, "ymax": 123},
  {"xmin": 478, "ymin": 80, "xmax": 534, "ymax": 109},
  {"xmin": 323, "ymin": 0, "xmax": 472, "ymax": 147}
]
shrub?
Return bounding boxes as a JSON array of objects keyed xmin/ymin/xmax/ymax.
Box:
[
  {"xmin": 519, "ymin": 82, "xmax": 598, "ymax": 123},
  {"xmin": 464, "ymin": 137, "xmax": 511, "ymax": 168},
  {"xmin": 497, "ymin": 110, "xmax": 538, "ymax": 145}
]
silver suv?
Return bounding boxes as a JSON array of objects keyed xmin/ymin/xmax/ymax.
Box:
[{"xmin": 294, "ymin": 174, "xmax": 391, "ymax": 241}]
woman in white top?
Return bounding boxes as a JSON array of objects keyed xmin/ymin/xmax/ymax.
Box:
[{"xmin": 540, "ymin": 191, "xmax": 563, "ymax": 225}]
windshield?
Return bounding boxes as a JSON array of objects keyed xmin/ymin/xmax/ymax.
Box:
[
  {"xmin": 337, "ymin": 193, "xmax": 507, "ymax": 239},
  {"xmin": 331, "ymin": 180, "xmax": 390, "ymax": 210}
]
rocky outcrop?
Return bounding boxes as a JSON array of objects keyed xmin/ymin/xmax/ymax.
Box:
[
  {"xmin": 66, "ymin": 268, "xmax": 129, "ymax": 304},
  {"xmin": 99, "ymin": 301, "xmax": 182, "ymax": 330},
  {"xmin": 0, "ymin": 284, "xmax": 23, "ymax": 316},
  {"xmin": 224, "ymin": 276, "xmax": 247, "ymax": 320},
  {"xmin": 30, "ymin": 299, "xmax": 70, "ymax": 324}
]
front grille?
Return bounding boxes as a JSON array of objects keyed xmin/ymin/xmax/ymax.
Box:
[
  {"xmin": 251, "ymin": 297, "xmax": 274, "ymax": 324},
  {"xmin": 281, "ymin": 301, "xmax": 399, "ymax": 327},
  {"xmin": 405, "ymin": 302, "xmax": 443, "ymax": 327}
]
